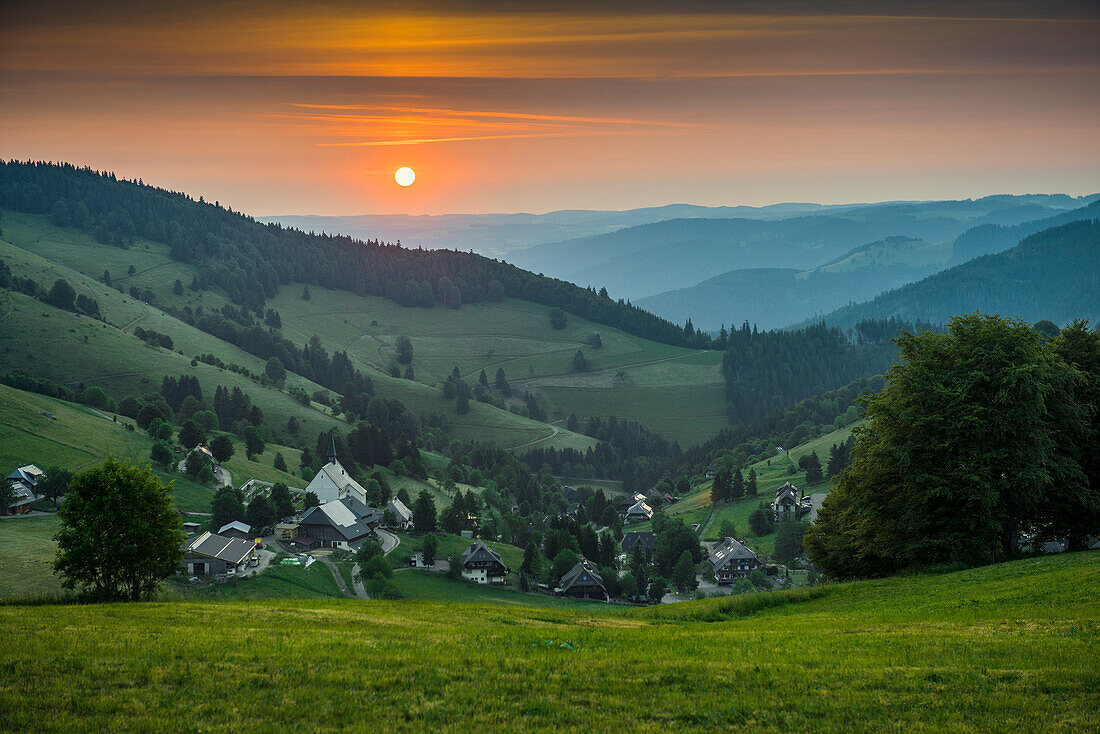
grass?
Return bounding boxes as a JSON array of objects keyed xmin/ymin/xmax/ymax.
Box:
[
  {"xmin": 630, "ymin": 424, "xmax": 858, "ymax": 556},
  {"xmin": 166, "ymin": 562, "xmax": 344, "ymax": 601},
  {"xmin": 3, "ymin": 210, "xmax": 729, "ymax": 446},
  {"xmin": 0, "ymin": 514, "xmax": 65, "ymax": 599},
  {"xmin": 1, "ymin": 552, "xmax": 1096, "ymax": 731},
  {"xmin": 0, "ymin": 211, "xmax": 600, "ymax": 452},
  {"xmin": 389, "ymin": 569, "xmax": 602, "ymax": 608},
  {"xmin": 0, "ymin": 382, "xmax": 215, "ymax": 514}
]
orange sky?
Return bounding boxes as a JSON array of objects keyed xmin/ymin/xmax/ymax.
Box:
[{"xmin": 2, "ymin": 1, "xmax": 1098, "ymax": 215}]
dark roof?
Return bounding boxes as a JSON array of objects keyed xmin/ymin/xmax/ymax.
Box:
[
  {"xmin": 708, "ymin": 538, "xmax": 760, "ymax": 570},
  {"xmin": 460, "ymin": 539, "xmax": 505, "ymax": 568},
  {"xmin": 558, "ymin": 558, "xmax": 606, "ymax": 594},
  {"xmin": 775, "ymin": 482, "xmax": 800, "ymax": 498},
  {"xmin": 621, "ymin": 531, "xmax": 656, "ymax": 554},
  {"xmin": 218, "ymin": 520, "xmax": 252, "ymax": 536},
  {"xmin": 561, "ymin": 485, "xmax": 578, "ymax": 501},
  {"xmin": 183, "ymin": 532, "xmax": 256, "ymax": 565},
  {"xmin": 299, "ymin": 499, "xmax": 373, "ymax": 541}
]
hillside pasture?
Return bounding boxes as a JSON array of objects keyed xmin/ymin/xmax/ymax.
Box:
[{"xmin": 1, "ymin": 553, "xmax": 1096, "ymax": 731}]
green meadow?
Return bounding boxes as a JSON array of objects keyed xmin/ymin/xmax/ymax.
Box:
[
  {"xmin": 1, "ymin": 552, "xmax": 1096, "ymax": 731},
  {"xmin": 631, "ymin": 424, "xmax": 857, "ymax": 556},
  {"xmin": 2, "ymin": 210, "xmax": 726, "ymax": 446}
]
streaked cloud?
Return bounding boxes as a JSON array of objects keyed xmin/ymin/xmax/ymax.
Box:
[{"xmin": 1, "ymin": 1, "xmax": 1097, "ymax": 214}]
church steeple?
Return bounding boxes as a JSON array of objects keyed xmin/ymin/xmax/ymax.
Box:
[{"xmin": 327, "ymin": 431, "xmax": 338, "ymax": 465}]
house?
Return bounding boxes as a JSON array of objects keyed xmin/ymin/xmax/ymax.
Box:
[
  {"xmin": 5, "ymin": 465, "xmax": 44, "ymax": 515},
  {"xmin": 181, "ymin": 521, "xmax": 203, "ymax": 535},
  {"xmin": 304, "ymin": 433, "xmax": 368, "ymax": 505},
  {"xmin": 624, "ymin": 500, "xmax": 653, "ymax": 525},
  {"xmin": 181, "ymin": 531, "xmax": 259, "ymax": 576},
  {"xmin": 708, "ymin": 537, "xmax": 761, "ymax": 584},
  {"xmin": 297, "ymin": 498, "xmax": 374, "ymax": 549},
  {"xmin": 561, "ymin": 485, "xmax": 578, "ymax": 503},
  {"xmin": 459, "ymin": 539, "xmax": 508, "ymax": 585},
  {"xmin": 218, "ymin": 520, "xmax": 252, "ymax": 540},
  {"xmin": 772, "ymin": 482, "xmax": 812, "ymax": 521},
  {"xmin": 557, "ymin": 558, "xmax": 607, "ymax": 600},
  {"xmin": 621, "ymin": 531, "xmax": 656, "ymax": 556},
  {"xmin": 661, "ymin": 493, "xmax": 677, "ymax": 507},
  {"xmin": 386, "ymin": 497, "xmax": 413, "ymax": 530},
  {"xmin": 705, "ymin": 466, "xmax": 716, "ymax": 481},
  {"xmin": 617, "ymin": 492, "xmax": 649, "ymax": 516}
]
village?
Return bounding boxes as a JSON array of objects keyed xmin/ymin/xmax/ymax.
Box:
[{"xmin": 5, "ymin": 435, "xmax": 828, "ymax": 604}]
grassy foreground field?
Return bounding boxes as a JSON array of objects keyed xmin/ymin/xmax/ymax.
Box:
[{"xmin": 1, "ymin": 552, "xmax": 1096, "ymax": 731}]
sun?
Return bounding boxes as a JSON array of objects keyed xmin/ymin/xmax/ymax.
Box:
[{"xmin": 394, "ymin": 167, "xmax": 415, "ymax": 187}]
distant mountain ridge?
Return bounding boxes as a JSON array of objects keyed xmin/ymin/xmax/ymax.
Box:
[
  {"xmin": 260, "ymin": 201, "xmax": 842, "ymax": 259},
  {"xmin": 637, "ymin": 199, "xmax": 1100, "ymax": 331},
  {"xmin": 507, "ymin": 195, "xmax": 1096, "ymax": 299},
  {"xmin": 807, "ymin": 219, "xmax": 1100, "ymax": 330}
]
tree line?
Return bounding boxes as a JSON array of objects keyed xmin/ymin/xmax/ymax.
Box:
[
  {"xmin": 807, "ymin": 315, "xmax": 1100, "ymax": 579},
  {"xmin": 0, "ymin": 161, "xmax": 716, "ymax": 350}
]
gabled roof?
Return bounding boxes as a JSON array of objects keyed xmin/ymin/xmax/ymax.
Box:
[
  {"xmin": 708, "ymin": 538, "xmax": 760, "ymax": 569},
  {"xmin": 460, "ymin": 539, "xmax": 506, "ymax": 569},
  {"xmin": 621, "ymin": 531, "xmax": 656, "ymax": 554},
  {"xmin": 387, "ymin": 497, "xmax": 412, "ymax": 523},
  {"xmin": 314, "ymin": 461, "xmax": 368, "ymax": 497},
  {"xmin": 774, "ymin": 482, "xmax": 800, "ymax": 499},
  {"xmin": 626, "ymin": 500, "xmax": 653, "ymax": 516},
  {"xmin": 7, "ymin": 465, "xmax": 44, "ymax": 486},
  {"xmin": 183, "ymin": 531, "xmax": 256, "ymax": 565},
  {"xmin": 558, "ymin": 558, "xmax": 605, "ymax": 593},
  {"xmin": 218, "ymin": 520, "xmax": 252, "ymax": 535},
  {"xmin": 299, "ymin": 499, "xmax": 373, "ymax": 541}
]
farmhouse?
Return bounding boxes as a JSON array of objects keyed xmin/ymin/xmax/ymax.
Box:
[
  {"xmin": 181, "ymin": 531, "xmax": 259, "ymax": 576},
  {"xmin": 297, "ymin": 498, "xmax": 374, "ymax": 549},
  {"xmin": 708, "ymin": 537, "xmax": 761, "ymax": 584},
  {"xmin": 624, "ymin": 500, "xmax": 653, "ymax": 525},
  {"xmin": 772, "ymin": 482, "xmax": 812, "ymax": 521},
  {"xmin": 386, "ymin": 497, "xmax": 413, "ymax": 530},
  {"xmin": 460, "ymin": 539, "xmax": 509, "ymax": 585},
  {"xmin": 218, "ymin": 520, "xmax": 252, "ymax": 540},
  {"xmin": 305, "ymin": 434, "xmax": 368, "ymax": 505},
  {"xmin": 557, "ymin": 558, "xmax": 608, "ymax": 600},
  {"xmin": 621, "ymin": 531, "xmax": 656, "ymax": 556},
  {"xmin": 5, "ymin": 465, "xmax": 44, "ymax": 515},
  {"xmin": 561, "ymin": 485, "xmax": 578, "ymax": 503}
]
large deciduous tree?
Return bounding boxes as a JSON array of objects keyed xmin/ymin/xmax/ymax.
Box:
[
  {"xmin": 806, "ymin": 315, "xmax": 1092, "ymax": 579},
  {"xmin": 53, "ymin": 458, "xmax": 184, "ymax": 601}
]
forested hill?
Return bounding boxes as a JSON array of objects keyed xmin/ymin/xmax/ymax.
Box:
[
  {"xmin": 0, "ymin": 161, "xmax": 711, "ymax": 350},
  {"xmin": 812, "ymin": 220, "xmax": 1100, "ymax": 330}
]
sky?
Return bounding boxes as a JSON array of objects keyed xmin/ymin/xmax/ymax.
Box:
[{"xmin": 2, "ymin": 1, "xmax": 1099, "ymax": 215}]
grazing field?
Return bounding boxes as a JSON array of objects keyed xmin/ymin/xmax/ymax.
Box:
[
  {"xmin": 165, "ymin": 563, "xmax": 344, "ymax": 601},
  {"xmin": 0, "ymin": 383, "xmax": 215, "ymax": 514},
  {"xmin": 390, "ymin": 569, "xmax": 600, "ymax": 608},
  {"xmin": 0, "ymin": 213, "xmax": 598, "ymax": 452},
  {"xmin": 2, "ymin": 552, "xmax": 1096, "ymax": 731},
  {"xmin": 3, "ymin": 210, "xmax": 727, "ymax": 447},
  {"xmin": 631, "ymin": 424, "xmax": 857, "ymax": 556},
  {"xmin": 0, "ymin": 514, "xmax": 65, "ymax": 599}
]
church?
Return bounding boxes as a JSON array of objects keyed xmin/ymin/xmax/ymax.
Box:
[{"xmin": 305, "ymin": 434, "xmax": 368, "ymax": 506}]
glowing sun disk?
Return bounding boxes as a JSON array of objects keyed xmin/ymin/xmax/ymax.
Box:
[{"xmin": 395, "ymin": 166, "xmax": 415, "ymax": 186}]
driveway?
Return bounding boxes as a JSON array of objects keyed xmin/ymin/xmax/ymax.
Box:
[
  {"xmin": 807, "ymin": 493, "xmax": 828, "ymax": 523},
  {"xmin": 237, "ymin": 548, "xmax": 275, "ymax": 578},
  {"xmin": 176, "ymin": 459, "xmax": 232, "ymax": 488}
]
